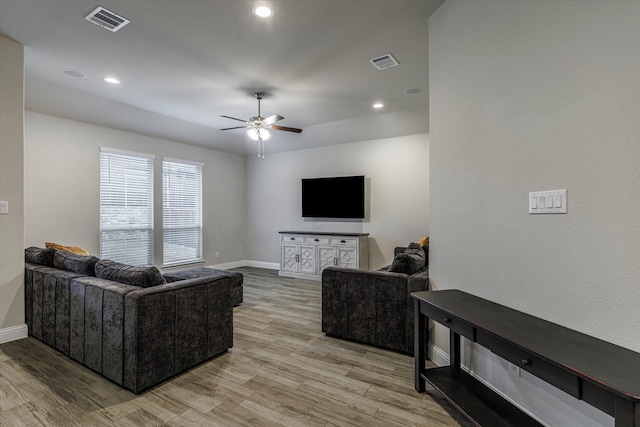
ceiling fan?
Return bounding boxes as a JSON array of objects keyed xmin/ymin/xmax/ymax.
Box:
[{"xmin": 220, "ymin": 92, "xmax": 302, "ymax": 158}]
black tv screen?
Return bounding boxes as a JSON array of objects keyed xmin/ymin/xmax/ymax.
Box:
[{"xmin": 302, "ymin": 175, "xmax": 365, "ymax": 219}]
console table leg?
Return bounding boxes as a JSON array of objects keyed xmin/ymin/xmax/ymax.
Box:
[
  {"xmin": 414, "ymin": 299, "xmax": 426, "ymax": 392},
  {"xmin": 450, "ymin": 331, "xmax": 461, "ymax": 370},
  {"xmin": 615, "ymin": 396, "xmax": 638, "ymax": 427}
]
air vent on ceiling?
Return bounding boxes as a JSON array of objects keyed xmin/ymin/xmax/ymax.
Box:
[
  {"xmin": 84, "ymin": 6, "xmax": 130, "ymax": 32},
  {"xmin": 369, "ymin": 53, "xmax": 399, "ymax": 70}
]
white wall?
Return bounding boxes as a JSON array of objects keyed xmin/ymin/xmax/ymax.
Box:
[
  {"xmin": 245, "ymin": 133, "xmax": 429, "ymax": 269},
  {"xmin": 0, "ymin": 35, "xmax": 26, "ymax": 342},
  {"xmin": 24, "ymin": 112, "xmax": 246, "ymax": 269},
  {"xmin": 429, "ymin": 1, "xmax": 640, "ymax": 426}
]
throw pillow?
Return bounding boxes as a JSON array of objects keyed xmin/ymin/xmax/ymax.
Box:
[
  {"xmin": 25, "ymin": 246, "xmax": 56, "ymax": 266},
  {"xmin": 45, "ymin": 242, "xmax": 90, "ymax": 256},
  {"xmin": 53, "ymin": 250, "xmax": 99, "ymax": 276},
  {"xmin": 95, "ymin": 259, "xmax": 166, "ymax": 288},
  {"xmin": 389, "ymin": 242, "xmax": 426, "ymax": 275}
]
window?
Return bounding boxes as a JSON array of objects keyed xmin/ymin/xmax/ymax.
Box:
[
  {"xmin": 100, "ymin": 148, "xmax": 154, "ymax": 266},
  {"xmin": 162, "ymin": 159, "xmax": 203, "ymax": 266}
]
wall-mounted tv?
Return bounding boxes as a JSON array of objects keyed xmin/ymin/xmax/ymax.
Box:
[{"xmin": 302, "ymin": 175, "xmax": 365, "ymax": 219}]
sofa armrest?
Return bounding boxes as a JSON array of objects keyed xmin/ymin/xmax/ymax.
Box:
[
  {"xmin": 123, "ymin": 275, "xmax": 233, "ymax": 393},
  {"xmin": 322, "ymin": 267, "xmax": 410, "ymax": 348}
]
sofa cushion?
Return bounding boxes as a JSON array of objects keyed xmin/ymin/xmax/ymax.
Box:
[
  {"xmin": 389, "ymin": 242, "xmax": 425, "ymax": 275},
  {"xmin": 25, "ymin": 246, "xmax": 56, "ymax": 266},
  {"xmin": 95, "ymin": 259, "xmax": 166, "ymax": 288},
  {"xmin": 54, "ymin": 250, "xmax": 99, "ymax": 276}
]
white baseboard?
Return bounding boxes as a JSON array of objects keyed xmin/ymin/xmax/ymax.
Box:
[
  {"xmin": 244, "ymin": 260, "xmax": 280, "ymax": 270},
  {"xmin": 430, "ymin": 343, "xmax": 450, "ymax": 366},
  {"xmin": 0, "ymin": 324, "xmax": 28, "ymax": 344},
  {"xmin": 206, "ymin": 260, "xmax": 280, "ymax": 270}
]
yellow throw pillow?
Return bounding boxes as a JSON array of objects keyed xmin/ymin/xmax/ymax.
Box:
[
  {"xmin": 417, "ymin": 236, "xmax": 429, "ymax": 246},
  {"xmin": 45, "ymin": 242, "xmax": 90, "ymax": 256}
]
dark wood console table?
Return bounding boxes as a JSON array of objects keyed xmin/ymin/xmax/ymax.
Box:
[{"xmin": 412, "ymin": 290, "xmax": 640, "ymax": 427}]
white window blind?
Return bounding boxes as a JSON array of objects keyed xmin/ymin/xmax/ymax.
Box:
[
  {"xmin": 100, "ymin": 148, "xmax": 154, "ymax": 266},
  {"xmin": 162, "ymin": 159, "xmax": 203, "ymax": 266}
]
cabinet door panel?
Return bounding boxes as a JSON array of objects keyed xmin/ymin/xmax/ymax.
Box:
[
  {"xmin": 299, "ymin": 245, "xmax": 316, "ymax": 274},
  {"xmin": 336, "ymin": 246, "xmax": 357, "ymax": 269},
  {"xmin": 318, "ymin": 246, "xmax": 335, "ymax": 273},
  {"xmin": 281, "ymin": 244, "xmax": 298, "ymax": 272}
]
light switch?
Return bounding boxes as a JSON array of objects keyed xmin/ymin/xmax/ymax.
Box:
[
  {"xmin": 0, "ymin": 201, "xmax": 8, "ymax": 214},
  {"xmin": 529, "ymin": 190, "xmax": 567, "ymax": 214},
  {"xmin": 554, "ymin": 195, "xmax": 562, "ymax": 208}
]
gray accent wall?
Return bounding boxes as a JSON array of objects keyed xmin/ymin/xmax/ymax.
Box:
[
  {"xmin": 0, "ymin": 35, "xmax": 25, "ymax": 339},
  {"xmin": 244, "ymin": 133, "xmax": 430, "ymax": 270},
  {"xmin": 429, "ymin": 1, "xmax": 640, "ymax": 426},
  {"xmin": 24, "ymin": 111, "xmax": 246, "ymax": 269}
]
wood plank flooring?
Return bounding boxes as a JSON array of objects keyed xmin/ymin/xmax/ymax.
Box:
[{"xmin": 0, "ymin": 267, "xmax": 473, "ymax": 426}]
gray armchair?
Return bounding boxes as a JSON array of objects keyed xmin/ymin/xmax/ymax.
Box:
[{"xmin": 321, "ymin": 244, "xmax": 428, "ymax": 354}]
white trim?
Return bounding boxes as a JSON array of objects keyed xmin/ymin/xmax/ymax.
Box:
[
  {"xmin": 205, "ymin": 260, "xmax": 280, "ymax": 270},
  {"xmin": 163, "ymin": 156, "xmax": 204, "ymax": 167},
  {"xmin": 0, "ymin": 324, "xmax": 28, "ymax": 344},
  {"xmin": 245, "ymin": 260, "xmax": 280, "ymax": 270},
  {"xmin": 100, "ymin": 146, "xmax": 156, "ymax": 159},
  {"xmin": 430, "ymin": 343, "xmax": 450, "ymax": 367}
]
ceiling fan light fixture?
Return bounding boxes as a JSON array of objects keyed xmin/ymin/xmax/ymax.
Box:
[
  {"xmin": 253, "ymin": 5, "xmax": 273, "ymax": 18},
  {"xmin": 247, "ymin": 127, "xmax": 271, "ymax": 141}
]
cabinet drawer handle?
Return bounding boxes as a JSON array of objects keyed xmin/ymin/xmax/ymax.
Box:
[
  {"xmin": 315, "ymin": 238, "xmax": 319, "ymax": 242},
  {"xmin": 521, "ymin": 358, "xmax": 531, "ymax": 366},
  {"xmin": 340, "ymin": 240, "xmax": 346, "ymax": 243},
  {"xmin": 290, "ymin": 237, "xmax": 295, "ymax": 240}
]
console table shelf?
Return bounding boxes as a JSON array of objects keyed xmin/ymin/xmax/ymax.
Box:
[
  {"xmin": 412, "ymin": 290, "xmax": 640, "ymax": 427},
  {"xmin": 423, "ymin": 366, "xmax": 542, "ymax": 427}
]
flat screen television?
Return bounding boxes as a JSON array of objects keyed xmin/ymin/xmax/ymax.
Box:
[{"xmin": 302, "ymin": 175, "xmax": 365, "ymax": 219}]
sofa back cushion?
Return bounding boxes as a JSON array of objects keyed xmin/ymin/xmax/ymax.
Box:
[
  {"xmin": 25, "ymin": 246, "xmax": 56, "ymax": 266},
  {"xmin": 95, "ymin": 259, "xmax": 165, "ymax": 288},
  {"xmin": 54, "ymin": 250, "xmax": 99, "ymax": 276},
  {"xmin": 389, "ymin": 242, "xmax": 426, "ymax": 275}
]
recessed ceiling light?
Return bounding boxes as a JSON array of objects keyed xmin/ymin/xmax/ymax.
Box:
[
  {"xmin": 62, "ymin": 69, "xmax": 85, "ymax": 78},
  {"xmin": 373, "ymin": 103, "xmax": 384, "ymax": 109},
  {"xmin": 404, "ymin": 88, "xmax": 422, "ymax": 95},
  {"xmin": 253, "ymin": 5, "xmax": 273, "ymax": 18},
  {"xmin": 103, "ymin": 77, "xmax": 121, "ymax": 85}
]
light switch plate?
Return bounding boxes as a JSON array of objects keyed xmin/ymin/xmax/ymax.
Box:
[
  {"xmin": 529, "ymin": 189, "xmax": 566, "ymax": 214},
  {"xmin": 0, "ymin": 201, "xmax": 8, "ymax": 214}
]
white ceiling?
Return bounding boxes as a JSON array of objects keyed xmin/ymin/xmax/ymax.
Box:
[{"xmin": 0, "ymin": 0, "xmax": 444, "ymax": 156}]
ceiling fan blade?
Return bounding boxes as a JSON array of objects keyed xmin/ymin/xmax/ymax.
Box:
[
  {"xmin": 221, "ymin": 115, "xmax": 248, "ymax": 123},
  {"xmin": 220, "ymin": 126, "xmax": 251, "ymax": 131},
  {"xmin": 263, "ymin": 114, "xmax": 284, "ymax": 125},
  {"xmin": 271, "ymin": 125, "xmax": 303, "ymax": 133}
]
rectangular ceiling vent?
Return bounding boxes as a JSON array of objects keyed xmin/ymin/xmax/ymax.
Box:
[
  {"xmin": 84, "ymin": 6, "xmax": 130, "ymax": 32},
  {"xmin": 369, "ymin": 53, "xmax": 399, "ymax": 70}
]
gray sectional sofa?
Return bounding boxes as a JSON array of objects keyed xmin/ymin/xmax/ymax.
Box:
[
  {"xmin": 322, "ymin": 243, "xmax": 429, "ymax": 354},
  {"xmin": 24, "ymin": 246, "xmax": 240, "ymax": 393}
]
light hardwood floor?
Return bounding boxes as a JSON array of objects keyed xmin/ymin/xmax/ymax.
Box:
[{"xmin": 0, "ymin": 267, "xmax": 473, "ymax": 426}]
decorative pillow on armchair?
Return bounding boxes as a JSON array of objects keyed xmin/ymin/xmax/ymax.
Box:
[{"xmin": 389, "ymin": 242, "xmax": 426, "ymax": 275}]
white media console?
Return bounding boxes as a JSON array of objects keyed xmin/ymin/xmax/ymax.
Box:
[{"xmin": 278, "ymin": 231, "xmax": 369, "ymax": 281}]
